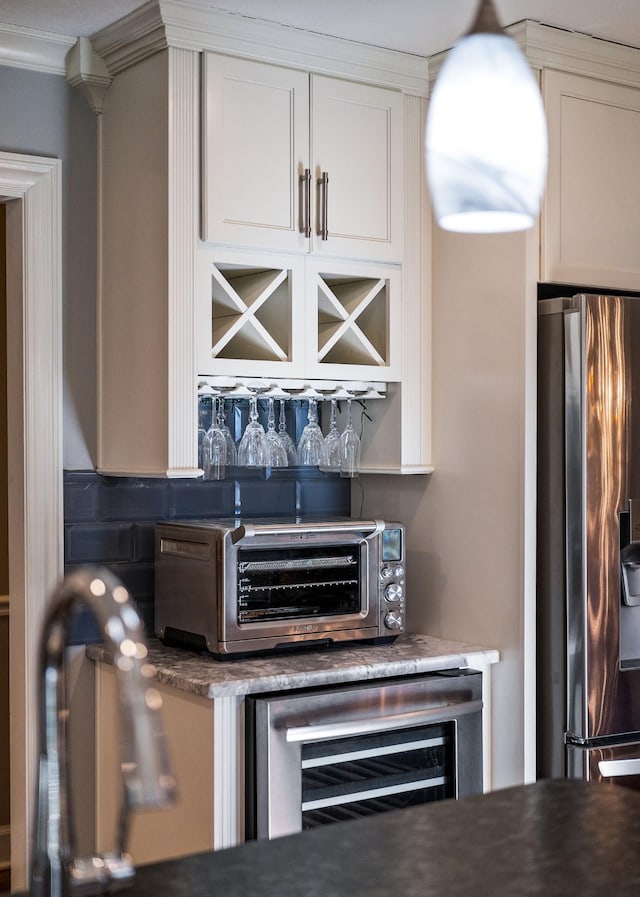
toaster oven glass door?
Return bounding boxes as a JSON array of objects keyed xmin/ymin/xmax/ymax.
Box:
[{"xmin": 236, "ymin": 544, "xmax": 362, "ymax": 624}]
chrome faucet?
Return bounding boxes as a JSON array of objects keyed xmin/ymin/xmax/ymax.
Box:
[{"xmin": 31, "ymin": 568, "xmax": 177, "ymax": 897}]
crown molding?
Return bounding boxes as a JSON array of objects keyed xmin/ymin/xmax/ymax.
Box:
[
  {"xmin": 90, "ymin": 1, "xmax": 167, "ymax": 77},
  {"xmin": 0, "ymin": 22, "xmax": 75, "ymax": 75},
  {"xmin": 92, "ymin": 0, "xmax": 429, "ymax": 95},
  {"xmin": 5, "ymin": 8, "xmax": 640, "ymax": 95},
  {"xmin": 429, "ymin": 20, "xmax": 640, "ymax": 90},
  {"xmin": 512, "ymin": 20, "xmax": 640, "ymax": 88}
]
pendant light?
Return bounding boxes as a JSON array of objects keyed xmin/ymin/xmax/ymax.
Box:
[{"xmin": 425, "ymin": 0, "xmax": 548, "ymax": 233}]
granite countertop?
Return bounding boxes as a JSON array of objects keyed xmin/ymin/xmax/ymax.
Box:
[
  {"xmin": 86, "ymin": 780, "xmax": 640, "ymax": 897},
  {"xmin": 86, "ymin": 633, "xmax": 499, "ymax": 698}
]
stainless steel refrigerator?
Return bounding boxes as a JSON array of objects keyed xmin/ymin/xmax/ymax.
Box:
[{"xmin": 538, "ymin": 292, "xmax": 640, "ymax": 784}]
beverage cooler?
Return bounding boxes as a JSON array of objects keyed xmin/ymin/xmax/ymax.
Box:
[{"xmin": 245, "ymin": 669, "xmax": 483, "ymax": 840}]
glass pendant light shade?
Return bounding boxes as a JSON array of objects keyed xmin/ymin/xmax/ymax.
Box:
[{"xmin": 425, "ymin": 1, "xmax": 548, "ymax": 233}]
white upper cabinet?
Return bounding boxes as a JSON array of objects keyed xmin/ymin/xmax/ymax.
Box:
[
  {"xmin": 92, "ymin": 5, "xmax": 431, "ymax": 476},
  {"xmin": 202, "ymin": 53, "xmax": 404, "ymax": 263},
  {"xmin": 542, "ymin": 68, "xmax": 640, "ymax": 291}
]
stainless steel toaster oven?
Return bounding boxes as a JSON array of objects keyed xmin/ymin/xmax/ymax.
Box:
[{"xmin": 154, "ymin": 518, "xmax": 405, "ymax": 657}]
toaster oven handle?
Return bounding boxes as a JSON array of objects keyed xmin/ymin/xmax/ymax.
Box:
[
  {"xmin": 285, "ymin": 700, "xmax": 483, "ymax": 743},
  {"xmin": 240, "ymin": 519, "xmax": 385, "ymax": 537}
]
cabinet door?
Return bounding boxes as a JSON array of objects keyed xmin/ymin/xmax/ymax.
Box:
[
  {"xmin": 542, "ymin": 70, "xmax": 640, "ymax": 290},
  {"xmin": 311, "ymin": 76, "xmax": 404, "ymax": 263},
  {"xmin": 202, "ymin": 53, "xmax": 309, "ymax": 252},
  {"xmin": 95, "ymin": 666, "xmax": 214, "ymax": 864}
]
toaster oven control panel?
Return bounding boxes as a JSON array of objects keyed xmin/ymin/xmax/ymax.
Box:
[{"xmin": 380, "ymin": 526, "xmax": 405, "ymax": 632}]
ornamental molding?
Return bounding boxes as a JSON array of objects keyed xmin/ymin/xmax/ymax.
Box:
[
  {"xmin": 0, "ymin": 22, "xmax": 74, "ymax": 75},
  {"xmin": 2, "ymin": 8, "xmax": 640, "ymax": 96},
  {"xmin": 429, "ymin": 20, "xmax": 640, "ymax": 91}
]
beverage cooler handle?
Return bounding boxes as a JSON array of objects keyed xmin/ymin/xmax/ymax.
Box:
[
  {"xmin": 285, "ymin": 699, "xmax": 483, "ymax": 743},
  {"xmin": 598, "ymin": 757, "xmax": 640, "ymax": 778}
]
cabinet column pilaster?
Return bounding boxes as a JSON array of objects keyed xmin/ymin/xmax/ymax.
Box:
[
  {"xmin": 401, "ymin": 92, "xmax": 431, "ymax": 471},
  {"xmin": 168, "ymin": 47, "xmax": 200, "ymax": 475}
]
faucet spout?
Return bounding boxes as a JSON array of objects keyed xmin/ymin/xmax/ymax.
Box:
[{"xmin": 31, "ymin": 568, "xmax": 177, "ymax": 897}]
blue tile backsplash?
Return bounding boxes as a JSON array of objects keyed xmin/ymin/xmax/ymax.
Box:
[{"xmin": 64, "ymin": 467, "xmax": 350, "ymax": 643}]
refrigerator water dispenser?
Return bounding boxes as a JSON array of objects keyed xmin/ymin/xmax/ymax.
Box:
[
  {"xmin": 619, "ymin": 501, "xmax": 640, "ymax": 669},
  {"xmin": 621, "ymin": 544, "xmax": 640, "ymax": 606},
  {"xmin": 621, "ymin": 501, "xmax": 640, "ymax": 607}
]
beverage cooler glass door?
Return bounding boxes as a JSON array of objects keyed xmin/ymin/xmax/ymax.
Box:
[{"xmin": 245, "ymin": 670, "xmax": 483, "ymax": 840}]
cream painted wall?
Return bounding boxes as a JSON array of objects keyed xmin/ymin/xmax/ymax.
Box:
[{"xmin": 359, "ymin": 224, "xmax": 539, "ymax": 790}]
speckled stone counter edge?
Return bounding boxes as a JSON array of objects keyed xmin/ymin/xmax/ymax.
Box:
[{"xmin": 86, "ymin": 634, "xmax": 499, "ymax": 699}]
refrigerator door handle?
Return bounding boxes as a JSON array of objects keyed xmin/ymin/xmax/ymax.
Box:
[{"xmin": 598, "ymin": 757, "xmax": 640, "ymax": 778}]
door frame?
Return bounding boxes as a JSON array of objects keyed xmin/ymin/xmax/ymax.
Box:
[{"xmin": 1, "ymin": 151, "xmax": 63, "ymax": 890}]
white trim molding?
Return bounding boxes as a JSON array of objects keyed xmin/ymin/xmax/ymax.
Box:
[
  {"xmin": 0, "ymin": 22, "xmax": 75, "ymax": 75},
  {"xmin": 512, "ymin": 20, "xmax": 640, "ymax": 86},
  {"xmin": 429, "ymin": 20, "xmax": 640, "ymax": 88},
  {"xmin": 93, "ymin": 0, "xmax": 429, "ymax": 94},
  {"xmin": 1, "ymin": 151, "xmax": 63, "ymax": 891},
  {"xmin": 212, "ymin": 696, "xmax": 244, "ymax": 849}
]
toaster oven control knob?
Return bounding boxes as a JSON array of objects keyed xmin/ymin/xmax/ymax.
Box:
[
  {"xmin": 394, "ymin": 565, "xmax": 405, "ymax": 578},
  {"xmin": 380, "ymin": 566, "xmax": 393, "ymax": 580},
  {"xmin": 384, "ymin": 610, "xmax": 403, "ymax": 631},
  {"xmin": 384, "ymin": 582, "xmax": 403, "ymax": 602}
]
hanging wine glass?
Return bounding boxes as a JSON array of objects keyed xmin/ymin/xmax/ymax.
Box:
[
  {"xmin": 197, "ymin": 425, "xmax": 207, "ymax": 470},
  {"xmin": 197, "ymin": 387, "xmax": 214, "ymax": 470},
  {"xmin": 237, "ymin": 394, "xmax": 270, "ymax": 467},
  {"xmin": 202, "ymin": 399, "xmax": 227, "ymax": 480},
  {"xmin": 216, "ymin": 396, "xmax": 237, "ymax": 466},
  {"xmin": 264, "ymin": 398, "xmax": 288, "ymax": 467},
  {"xmin": 297, "ymin": 398, "xmax": 328, "ymax": 467},
  {"xmin": 339, "ymin": 398, "xmax": 361, "ymax": 477},
  {"xmin": 277, "ymin": 399, "xmax": 298, "ymax": 466},
  {"xmin": 322, "ymin": 398, "xmax": 341, "ymax": 470}
]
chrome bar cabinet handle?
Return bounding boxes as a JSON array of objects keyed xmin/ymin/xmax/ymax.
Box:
[
  {"xmin": 299, "ymin": 168, "xmax": 311, "ymax": 237},
  {"xmin": 318, "ymin": 170, "xmax": 329, "ymax": 240}
]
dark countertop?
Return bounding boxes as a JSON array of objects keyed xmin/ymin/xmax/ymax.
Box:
[
  {"xmin": 116, "ymin": 780, "xmax": 639, "ymax": 897},
  {"xmin": 86, "ymin": 633, "xmax": 499, "ymax": 698}
]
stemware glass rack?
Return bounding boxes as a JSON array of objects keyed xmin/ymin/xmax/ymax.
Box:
[{"xmin": 197, "ymin": 376, "xmax": 386, "ymax": 475}]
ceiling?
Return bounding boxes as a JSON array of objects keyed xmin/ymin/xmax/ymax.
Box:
[{"xmin": 0, "ymin": 0, "xmax": 639, "ymax": 58}]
